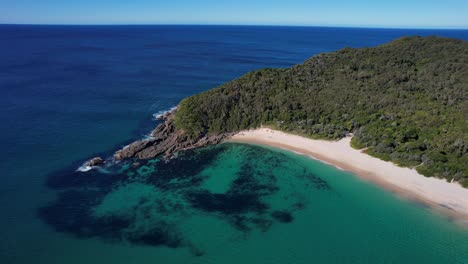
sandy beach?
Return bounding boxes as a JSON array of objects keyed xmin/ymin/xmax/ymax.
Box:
[{"xmin": 229, "ymin": 128, "xmax": 468, "ymax": 223}]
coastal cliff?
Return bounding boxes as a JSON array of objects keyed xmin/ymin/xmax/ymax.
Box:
[
  {"xmin": 101, "ymin": 36, "xmax": 467, "ymax": 186},
  {"xmin": 113, "ymin": 113, "xmax": 233, "ymax": 160}
]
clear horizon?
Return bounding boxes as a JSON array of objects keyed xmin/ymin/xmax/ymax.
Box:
[
  {"xmin": 2, "ymin": 23, "xmax": 468, "ymax": 30},
  {"xmin": 1, "ymin": 0, "xmax": 468, "ymax": 29},
  {"xmin": 1, "ymin": 22, "xmax": 468, "ymax": 31}
]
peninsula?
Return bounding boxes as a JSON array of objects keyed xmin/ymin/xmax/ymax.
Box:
[{"xmin": 103, "ymin": 36, "xmax": 467, "ymax": 218}]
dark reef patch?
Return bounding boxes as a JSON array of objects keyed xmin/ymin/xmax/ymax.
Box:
[
  {"xmin": 187, "ymin": 191, "xmax": 269, "ymax": 214},
  {"xmin": 306, "ymin": 174, "xmax": 331, "ymax": 190},
  {"xmin": 271, "ymin": 210, "xmax": 293, "ymax": 223},
  {"xmin": 126, "ymin": 223, "xmax": 183, "ymax": 247},
  {"xmin": 38, "ymin": 143, "xmax": 331, "ymax": 253},
  {"xmin": 146, "ymin": 145, "xmax": 228, "ymax": 190},
  {"xmin": 38, "ymin": 189, "xmax": 127, "ymax": 239}
]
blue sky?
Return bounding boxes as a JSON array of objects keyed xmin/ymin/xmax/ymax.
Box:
[{"xmin": 1, "ymin": 0, "xmax": 467, "ymax": 29}]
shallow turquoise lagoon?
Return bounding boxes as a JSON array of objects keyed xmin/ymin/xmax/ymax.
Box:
[{"xmin": 26, "ymin": 143, "xmax": 468, "ymax": 263}]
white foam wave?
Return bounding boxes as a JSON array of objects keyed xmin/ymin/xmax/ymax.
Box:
[
  {"xmin": 76, "ymin": 159, "xmax": 114, "ymax": 173},
  {"xmin": 76, "ymin": 164, "xmax": 93, "ymax": 172},
  {"xmin": 77, "ymin": 107, "xmax": 176, "ymax": 173},
  {"xmin": 152, "ymin": 106, "xmax": 177, "ymax": 120}
]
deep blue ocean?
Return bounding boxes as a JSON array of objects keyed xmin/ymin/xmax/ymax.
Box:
[{"xmin": 1, "ymin": 25, "xmax": 468, "ymax": 263}]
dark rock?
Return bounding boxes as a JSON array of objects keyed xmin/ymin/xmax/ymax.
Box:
[
  {"xmin": 114, "ymin": 112, "xmax": 233, "ymax": 161},
  {"xmin": 85, "ymin": 157, "xmax": 104, "ymax": 167}
]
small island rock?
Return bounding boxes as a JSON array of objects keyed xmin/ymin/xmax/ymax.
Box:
[{"xmin": 85, "ymin": 157, "xmax": 104, "ymax": 167}]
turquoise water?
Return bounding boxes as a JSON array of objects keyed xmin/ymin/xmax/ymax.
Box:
[
  {"xmin": 2, "ymin": 26, "xmax": 468, "ymax": 263},
  {"xmin": 30, "ymin": 143, "xmax": 468, "ymax": 263}
]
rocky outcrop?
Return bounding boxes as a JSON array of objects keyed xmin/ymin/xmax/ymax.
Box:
[
  {"xmin": 155, "ymin": 110, "xmax": 173, "ymax": 121},
  {"xmin": 85, "ymin": 157, "xmax": 104, "ymax": 167},
  {"xmin": 114, "ymin": 113, "xmax": 233, "ymax": 160}
]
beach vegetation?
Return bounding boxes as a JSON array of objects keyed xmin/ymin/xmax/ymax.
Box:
[{"xmin": 174, "ymin": 36, "xmax": 468, "ymax": 186}]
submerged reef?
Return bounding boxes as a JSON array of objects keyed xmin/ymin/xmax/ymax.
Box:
[{"xmin": 39, "ymin": 143, "xmax": 331, "ymax": 254}]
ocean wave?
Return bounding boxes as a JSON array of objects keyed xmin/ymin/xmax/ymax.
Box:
[
  {"xmin": 76, "ymin": 159, "xmax": 113, "ymax": 173},
  {"xmin": 76, "ymin": 107, "xmax": 176, "ymax": 173},
  {"xmin": 152, "ymin": 106, "xmax": 177, "ymax": 121},
  {"xmin": 143, "ymin": 134, "xmax": 154, "ymax": 140},
  {"xmin": 76, "ymin": 164, "xmax": 93, "ymax": 172}
]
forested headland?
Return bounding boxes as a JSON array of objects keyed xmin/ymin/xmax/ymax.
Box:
[{"xmin": 174, "ymin": 36, "xmax": 468, "ymax": 186}]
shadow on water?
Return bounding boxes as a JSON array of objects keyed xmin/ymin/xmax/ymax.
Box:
[{"xmin": 38, "ymin": 143, "xmax": 332, "ymax": 254}]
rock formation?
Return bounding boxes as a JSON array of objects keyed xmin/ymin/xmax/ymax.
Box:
[
  {"xmin": 113, "ymin": 112, "xmax": 233, "ymax": 160},
  {"xmin": 85, "ymin": 157, "xmax": 104, "ymax": 167}
]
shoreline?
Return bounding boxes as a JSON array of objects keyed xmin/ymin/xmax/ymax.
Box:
[{"xmin": 228, "ymin": 128, "xmax": 468, "ymax": 225}]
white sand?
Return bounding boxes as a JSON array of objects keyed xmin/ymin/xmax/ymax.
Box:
[{"xmin": 229, "ymin": 128, "xmax": 468, "ymax": 222}]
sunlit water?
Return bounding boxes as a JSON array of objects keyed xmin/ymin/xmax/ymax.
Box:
[
  {"xmin": 38, "ymin": 144, "xmax": 468, "ymax": 263},
  {"xmin": 1, "ymin": 25, "xmax": 468, "ymax": 263}
]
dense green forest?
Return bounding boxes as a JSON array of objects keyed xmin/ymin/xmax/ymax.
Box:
[{"xmin": 174, "ymin": 36, "xmax": 468, "ymax": 186}]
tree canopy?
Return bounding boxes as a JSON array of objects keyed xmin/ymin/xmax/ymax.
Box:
[{"xmin": 175, "ymin": 36, "xmax": 468, "ymax": 186}]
